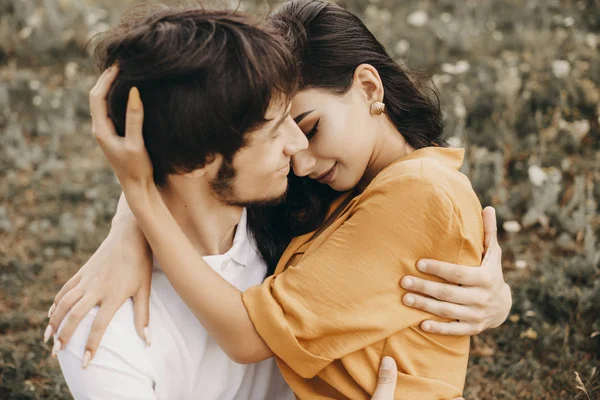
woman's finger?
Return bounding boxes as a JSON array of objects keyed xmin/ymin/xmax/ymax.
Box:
[
  {"xmin": 84, "ymin": 301, "xmax": 123, "ymax": 368},
  {"xmin": 51, "ymin": 273, "xmax": 82, "ymax": 317},
  {"xmin": 402, "ymin": 293, "xmax": 483, "ymax": 322},
  {"xmin": 415, "ymin": 259, "xmax": 484, "ymax": 286},
  {"xmin": 45, "ymin": 286, "xmax": 85, "ymax": 343},
  {"xmin": 371, "ymin": 356, "xmax": 397, "ymax": 400},
  {"xmin": 90, "ymin": 67, "xmax": 120, "ymax": 147},
  {"xmin": 400, "ymin": 276, "xmax": 484, "ymax": 306},
  {"xmin": 54, "ymin": 294, "xmax": 100, "ymax": 350},
  {"xmin": 89, "ymin": 66, "xmax": 119, "ymax": 121},
  {"xmin": 420, "ymin": 320, "xmax": 480, "ymax": 336},
  {"xmin": 124, "ymin": 87, "xmax": 145, "ymax": 150},
  {"xmin": 133, "ymin": 281, "xmax": 151, "ymax": 346}
]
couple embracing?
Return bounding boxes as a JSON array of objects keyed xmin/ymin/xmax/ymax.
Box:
[{"xmin": 46, "ymin": 1, "xmax": 511, "ymax": 399}]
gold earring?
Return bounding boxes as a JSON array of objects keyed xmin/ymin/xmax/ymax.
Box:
[{"xmin": 370, "ymin": 101, "xmax": 385, "ymax": 115}]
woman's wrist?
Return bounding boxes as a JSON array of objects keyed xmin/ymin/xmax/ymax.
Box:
[{"xmin": 120, "ymin": 180, "xmax": 163, "ymax": 224}]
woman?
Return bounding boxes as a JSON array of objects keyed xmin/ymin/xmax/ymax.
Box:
[{"xmin": 49, "ymin": 1, "xmax": 510, "ymax": 398}]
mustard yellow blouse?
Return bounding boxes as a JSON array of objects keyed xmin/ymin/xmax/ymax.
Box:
[{"xmin": 243, "ymin": 147, "xmax": 484, "ymax": 399}]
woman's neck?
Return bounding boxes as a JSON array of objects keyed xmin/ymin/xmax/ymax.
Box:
[{"xmin": 358, "ymin": 118, "xmax": 415, "ymax": 191}]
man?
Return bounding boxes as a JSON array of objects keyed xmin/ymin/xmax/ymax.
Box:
[{"xmin": 49, "ymin": 5, "xmax": 505, "ymax": 399}]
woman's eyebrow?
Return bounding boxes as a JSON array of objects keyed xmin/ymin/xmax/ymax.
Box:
[{"xmin": 293, "ymin": 109, "xmax": 316, "ymax": 124}]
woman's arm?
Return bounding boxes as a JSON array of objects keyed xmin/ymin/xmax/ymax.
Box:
[
  {"xmin": 47, "ymin": 192, "xmax": 153, "ymax": 364},
  {"xmin": 89, "ymin": 68, "xmax": 272, "ymax": 363}
]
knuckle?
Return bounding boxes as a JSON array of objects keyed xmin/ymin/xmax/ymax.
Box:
[
  {"xmin": 412, "ymin": 296, "xmax": 426, "ymax": 309},
  {"xmin": 472, "ymin": 310, "xmax": 486, "ymax": 323},
  {"xmin": 438, "ymin": 306, "xmax": 453, "ymax": 319},
  {"xmin": 68, "ymin": 309, "xmax": 84, "ymax": 321},
  {"xmin": 451, "ymin": 269, "xmax": 465, "ymax": 283},
  {"xmin": 438, "ymin": 286, "xmax": 453, "ymax": 301}
]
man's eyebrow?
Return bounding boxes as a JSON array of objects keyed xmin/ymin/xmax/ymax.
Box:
[
  {"xmin": 293, "ymin": 109, "xmax": 315, "ymax": 124},
  {"xmin": 271, "ymin": 110, "xmax": 290, "ymax": 132}
]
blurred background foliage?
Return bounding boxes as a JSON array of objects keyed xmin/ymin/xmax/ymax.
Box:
[{"xmin": 0, "ymin": 0, "xmax": 598, "ymax": 398}]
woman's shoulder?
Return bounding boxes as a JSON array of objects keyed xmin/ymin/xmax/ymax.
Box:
[{"xmin": 368, "ymin": 148, "xmax": 475, "ymax": 199}]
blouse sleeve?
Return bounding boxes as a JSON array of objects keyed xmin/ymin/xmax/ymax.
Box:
[{"xmin": 242, "ymin": 173, "xmax": 464, "ymax": 379}]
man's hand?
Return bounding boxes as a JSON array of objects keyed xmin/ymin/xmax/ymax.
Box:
[
  {"xmin": 371, "ymin": 357, "xmax": 465, "ymax": 400},
  {"xmin": 400, "ymin": 206, "xmax": 511, "ymax": 335}
]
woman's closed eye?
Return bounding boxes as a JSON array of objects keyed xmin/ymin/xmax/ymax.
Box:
[{"xmin": 305, "ymin": 118, "xmax": 320, "ymax": 141}]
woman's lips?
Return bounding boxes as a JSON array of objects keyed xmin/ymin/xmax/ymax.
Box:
[{"xmin": 316, "ymin": 163, "xmax": 337, "ymax": 184}]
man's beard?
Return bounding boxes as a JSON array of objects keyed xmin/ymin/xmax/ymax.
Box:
[{"xmin": 209, "ymin": 156, "xmax": 287, "ymax": 207}]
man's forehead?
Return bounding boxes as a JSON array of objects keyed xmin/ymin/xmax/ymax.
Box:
[{"xmin": 264, "ymin": 95, "xmax": 292, "ymax": 119}]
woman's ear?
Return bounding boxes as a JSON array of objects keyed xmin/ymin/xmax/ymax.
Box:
[{"xmin": 352, "ymin": 64, "xmax": 385, "ymax": 104}]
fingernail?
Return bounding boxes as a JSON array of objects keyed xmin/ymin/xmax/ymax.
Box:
[
  {"xmin": 422, "ymin": 322, "xmax": 432, "ymax": 331},
  {"xmin": 83, "ymin": 351, "xmax": 91, "ymax": 369},
  {"xmin": 143, "ymin": 327, "xmax": 151, "ymax": 346},
  {"xmin": 404, "ymin": 294, "xmax": 415, "ymax": 306},
  {"xmin": 381, "ymin": 356, "xmax": 395, "ymax": 370},
  {"xmin": 48, "ymin": 303, "xmax": 56, "ymax": 318},
  {"xmin": 129, "ymin": 87, "xmax": 142, "ymax": 111},
  {"xmin": 417, "ymin": 260, "xmax": 427, "ymax": 272},
  {"xmin": 401, "ymin": 277, "xmax": 414, "ymax": 289},
  {"xmin": 52, "ymin": 339, "xmax": 62, "ymax": 358},
  {"xmin": 43, "ymin": 325, "xmax": 53, "ymax": 343}
]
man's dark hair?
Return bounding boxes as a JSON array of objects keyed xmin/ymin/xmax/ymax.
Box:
[{"xmin": 93, "ymin": 5, "xmax": 298, "ymax": 186}]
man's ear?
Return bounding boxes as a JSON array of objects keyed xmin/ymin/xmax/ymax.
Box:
[
  {"xmin": 352, "ymin": 64, "xmax": 385, "ymax": 104},
  {"xmin": 183, "ymin": 153, "xmax": 221, "ymax": 179}
]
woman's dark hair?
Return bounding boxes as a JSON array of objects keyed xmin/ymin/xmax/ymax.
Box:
[
  {"xmin": 93, "ymin": 5, "xmax": 298, "ymax": 186},
  {"xmin": 248, "ymin": 0, "xmax": 446, "ymax": 274}
]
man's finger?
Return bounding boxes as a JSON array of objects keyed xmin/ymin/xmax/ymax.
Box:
[
  {"xmin": 482, "ymin": 206, "xmax": 497, "ymax": 250},
  {"xmin": 124, "ymin": 87, "xmax": 145, "ymax": 150},
  {"xmin": 400, "ymin": 276, "xmax": 482, "ymax": 305},
  {"xmin": 371, "ymin": 356, "xmax": 397, "ymax": 399},
  {"xmin": 419, "ymin": 320, "xmax": 478, "ymax": 336},
  {"xmin": 402, "ymin": 293, "xmax": 481, "ymax": 322},
  {"xmin": 416, "ymin": 259, "xmax": 482, "ymax": 286}
]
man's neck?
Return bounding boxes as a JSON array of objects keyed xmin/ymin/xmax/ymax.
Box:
[{"xmin": 159, "ymin": 176, "xmax": 243, "ymax": 257}]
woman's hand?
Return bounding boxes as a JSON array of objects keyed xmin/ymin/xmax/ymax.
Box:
[
  {"xmin": 400, "ymin": 206, "xmax": 511, "ymax": 336},
  {"xmin": 90, "ymin": 66, "xmax": 153, "ymax": 191},
  {"xmin": 45, "ymin": 194, "xmax": 153, "ymax": 366}
]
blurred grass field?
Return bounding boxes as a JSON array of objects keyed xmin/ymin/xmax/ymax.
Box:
[{"xmin": 0, "ymin": 0, "xmax": 598, "ymax": 398}]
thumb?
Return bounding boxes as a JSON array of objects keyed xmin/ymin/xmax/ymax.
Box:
[
  {"xmin": 133, "ymin": 281, "xmax": 151, "ymax": 346},
  {"xmin": 482, "ymin": 206, "xmax": 498, "ymax": 249},
  {"xmin": 125, "ymin": 86, "xmax": 145, "ymax": 150},
  {"xmin": 481, "ymin": 206, "xmax": 500, "ymax": 265},
  {"xmin": 371, "ymin": 356, "xmax": 397, "ymax": 400}
]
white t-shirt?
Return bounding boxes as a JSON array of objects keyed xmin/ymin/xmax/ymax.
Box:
[{"xmin": 58, "ymin": 209, "xmax": 294, "ymax": 400}]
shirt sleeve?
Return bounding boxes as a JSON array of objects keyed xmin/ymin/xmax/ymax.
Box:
[
  {"xmin": 58, "ymin": 308, "xmax": 158, "ymax": 400},
  {"xmin": 242, "ymin": 173, "xmax": 463, "ymax": 379}
]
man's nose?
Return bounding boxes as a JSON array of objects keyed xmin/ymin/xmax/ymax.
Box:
[{"xmin": 283, "ymin": 116, "xmax": 308, "ymax": 157}]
